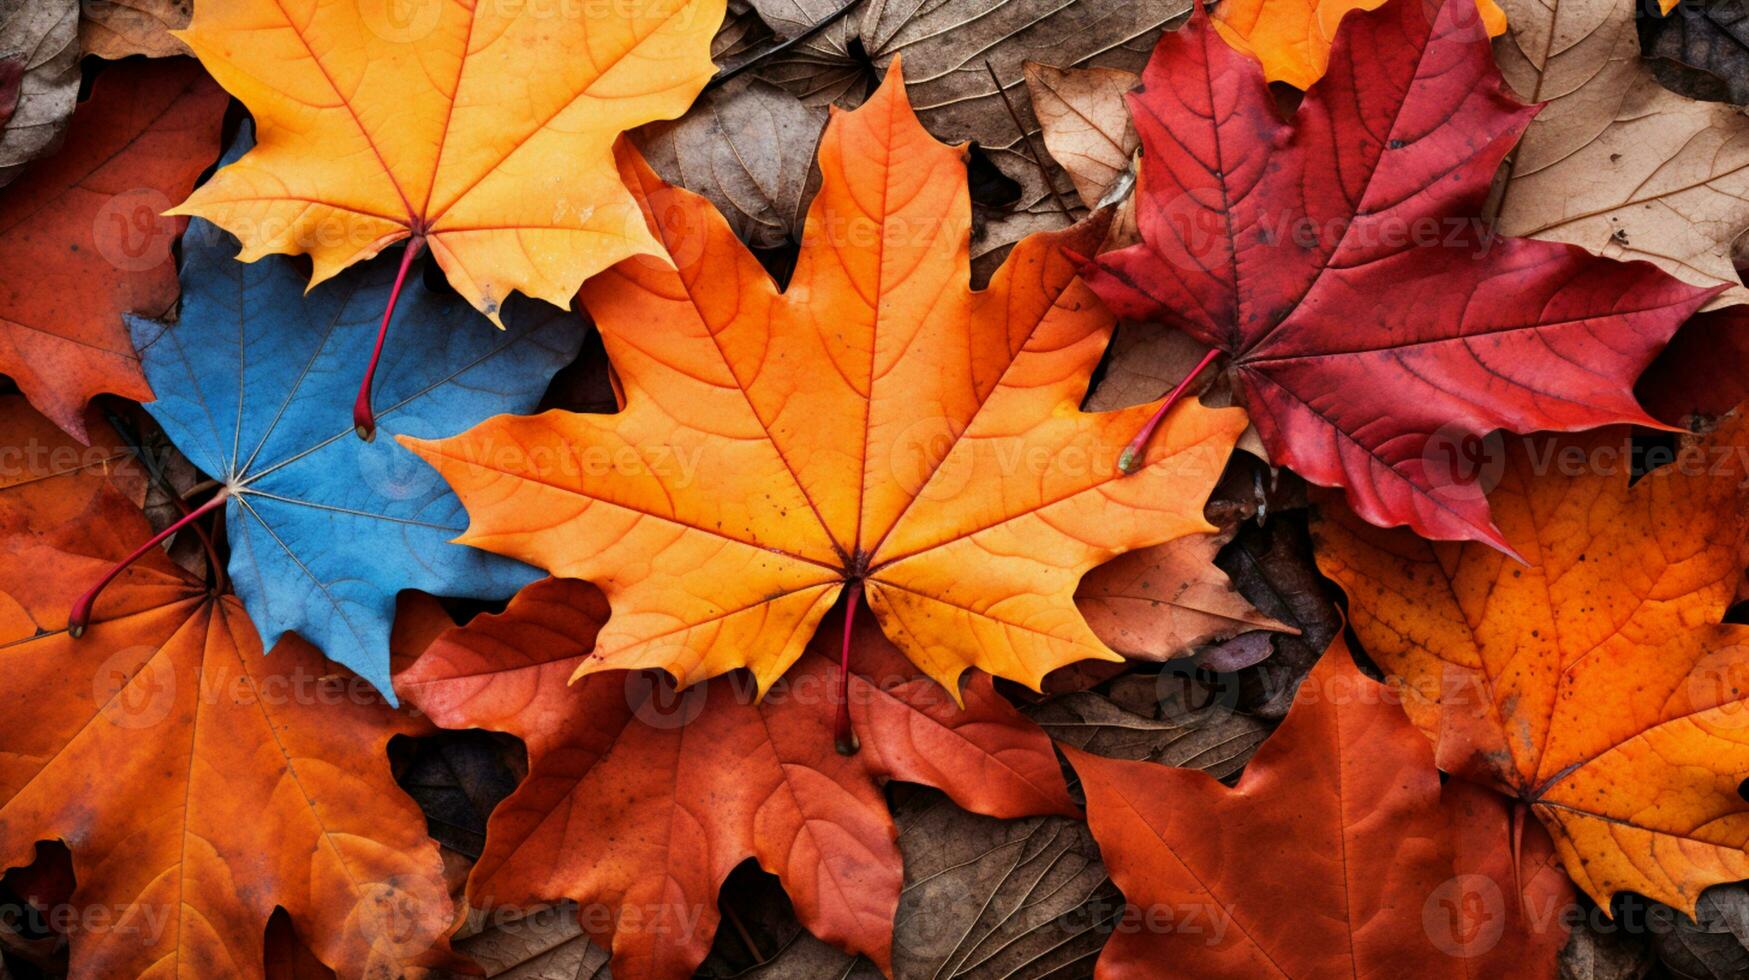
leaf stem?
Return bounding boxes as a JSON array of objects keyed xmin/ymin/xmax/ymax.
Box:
[
  {"xmin": 835, "ymin": 581, "xmax": 862, "ymax": 756},
  {"xmin": 983, "ymin": 58, "xmax": 1073, "ymax": 219},
  {"xmin": 354, "ymin": 236, "xmax": 425, "ymax": 441},
  {"xmin": 708, "ymin": 0, "xmax": 864, "ymax": 91},
  {"xmin": 103, "ymin": 409, "xmax": 226, "ymax": 593},
  {"xmin": 1117, "ymin": 347, "xmax": 1222, "ymax": 475},
  {"xmin": 69, "ymin": 488, "xmax": 230, "ymax": 637}
]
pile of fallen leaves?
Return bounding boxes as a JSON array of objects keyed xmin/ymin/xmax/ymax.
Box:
[{"xmin": 3, "ymin": 0, "xmax": 1749, "ymax": 975}]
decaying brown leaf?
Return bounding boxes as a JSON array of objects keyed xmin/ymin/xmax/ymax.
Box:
[
  {"xmin": 0, "ymin": 0, "xmax": 78, "ymax": 186},
  {"xmin": 1028, "ymin": 687, "xmax": 1267, "ymax": 778},
  {"xmin": 633, "ymin": 77, "xmax": 826, "ymax": 249},
  {"xmin": 1489, "ymin": 0, "xmax": 1749, "ymax": 307},
  {"xmin": 1215, "ymin": 519, "xmax": 1340, "ymax": 719},
  {"xmin": 79, "ymin": 0, "xmax": 191, "ymax": 58},
  {"xmin": 1638, "ymin": 0, "xmax": 1749, "ymax": 106},
  {"xmin": 450, "ymin": 904, "xmax": 612, "ymax": 980},
  {"xmin": 741, "ymin": 0, "xmax": 1188, "ymax": 264},
  {"xmin": 1022, "ymin": 62, "xmax": 1136, "ymax": 207},
  {"xmin": 1076, "ymin": 529, "xmax": 1293, "ymax": 662}
]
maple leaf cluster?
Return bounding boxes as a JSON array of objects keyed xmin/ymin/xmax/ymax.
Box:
[{"xmin": 2, "ymin": 0, "xmax": 1749, "ymax": 976}]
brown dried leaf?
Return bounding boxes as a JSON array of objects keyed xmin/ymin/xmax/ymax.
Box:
[
  {"xmin": 1023, "ymin": 62, "xmax": 1136, "ymax": 207},
  {"xmin": 451, "ymin": 905, "xmax": 611, "ymax": 980},
  {"xmin": 79, "ymin": 0, "xmax": 191, "ymax": 58},
  {"xmin": 0, "ymin": 0, "xmax": 78, "ymax": 186},
  {"xmin": 1027, "ymin": 688, "xmax": 1267, "ymax": 779},
  {"xmin": 742, "ymin": 0, "xmax": 1188, "ymax": 265},
  {"xmin": 1639, "ymin": 0, "xmax": 1749, "ymax": 106},
  {"xmin": 633, "ymin": 77, "xmax": 826, "ymax": 249},
  {"xmin": 1076, "ymin": 529, "xmax": 1294, "ymax": 662},
  {"xmin": 1489, "ymin": 0, "xmax": 1749, "ymax": 307}
]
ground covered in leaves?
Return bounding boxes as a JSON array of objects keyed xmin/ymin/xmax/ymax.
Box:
[{"xmin": 5, "ymin": 0, "xmax": 1749, "ymax": 977}]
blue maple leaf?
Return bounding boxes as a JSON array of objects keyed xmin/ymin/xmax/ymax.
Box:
[{"xmin": 127, "ymin": 132, "xmax": 583, "ymax": 703}]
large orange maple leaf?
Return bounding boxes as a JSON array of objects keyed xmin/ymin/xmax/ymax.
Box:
[
  {"xmin": 1314, "ymin": 415, "xmax": 1749, "ymax": 916},
  {"xmin": 405, "ymin": 65, "xmax": 1248, "ymax": 701},
  {"xmin": 170, "ymin": 0, "xmax": 723, "ymax": 321}
]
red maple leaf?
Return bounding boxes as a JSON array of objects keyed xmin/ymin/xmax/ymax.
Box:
[
  {"xmin": 1080, "ymin": 0, "xmax": 1715, "ymax": 549},
  {"xmin": 396, "ymin": 577, "xmax": 1077, "ymax": 980}
]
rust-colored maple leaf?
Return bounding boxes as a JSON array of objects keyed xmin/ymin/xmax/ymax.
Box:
[
  {"xmin": 1067, "ymin": 638, "xmax": 1573, "ymax": 977},
  {"xmin": 0, "ymin": 467, "xmax": 452, "ymax": 978},
  {"xmin": 1314, "ymin": 415, "xmax": 1749, "ymax": 916},
  {"xmin": 0, "ymin": 58, "xmax": 224, "ymax": 441},
  {"xmin": 0, "ymin": 394, "xmax": 145, "ymax": 532},
  {"xmin": 396, "ymin": 576, "xmax": 1077, "ymax": 980},
  {"xmin": 404, "ymin": 65, "xmax": 1249, "ymax": 717}
]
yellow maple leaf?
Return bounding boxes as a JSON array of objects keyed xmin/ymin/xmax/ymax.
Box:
[{"xmin": 170, "ymin": 0, "xmax": 724, "ymax": 322}]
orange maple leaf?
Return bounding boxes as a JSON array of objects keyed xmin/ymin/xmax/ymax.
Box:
[
  {"xmin": 1314, "ymin": 416, "xmax": 1749, "ymax": 916},
  {"xmin": 0, "ymin": 394, "xmax": 146, "ymax": 531},
  {"xmin": 1066, "ymin": 638, "xmax": 1573, "ymax": 977},
  {"xmin": 0, "ymin": 447, "xmax": 452, "ymax": 978},
  {"xmin": 1213, "ymin": 0, "xmax": 1507, "ymax": 88},
  {"xmin": 404, "ymin": 65, "xmax": 1248, "ymax": 708}
]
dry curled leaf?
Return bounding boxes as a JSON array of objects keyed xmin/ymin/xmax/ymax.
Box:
[
  {"xmin": 1314, "ymin": 415, "xmax": 1749, "ymax": 917},
  {"xmin": 1489, "ymin": 0, "xmax": 1749, "ymax": 307}
]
